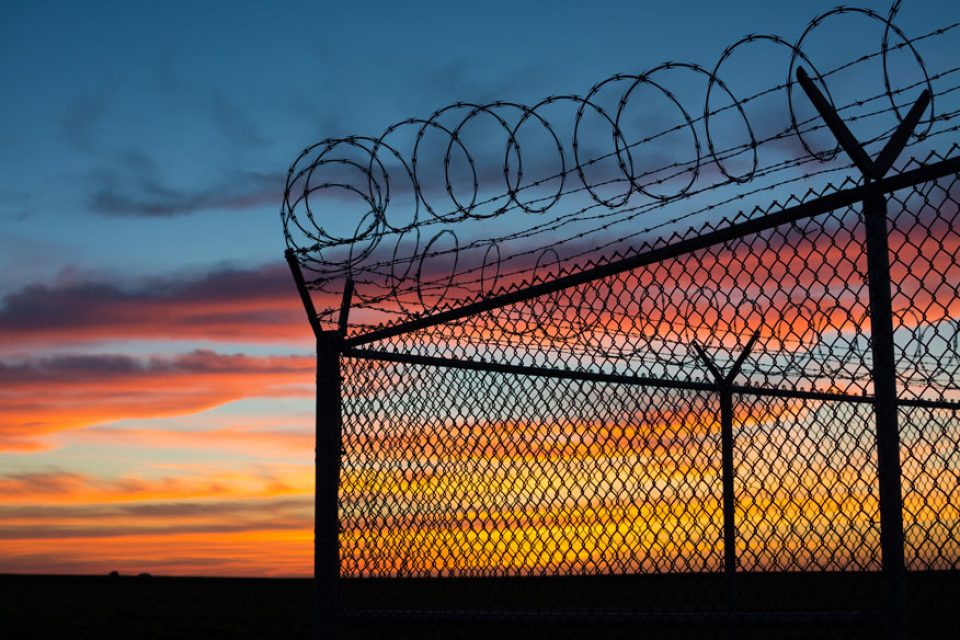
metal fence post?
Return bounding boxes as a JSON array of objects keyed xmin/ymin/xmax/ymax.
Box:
[
  {"xmin": 719, "ymin": 385, "xmax": 737, "ymax": 618},
  {"xmin": 315, "ymin": 329, "xmax": 343, "ymax": 640},
  {"xmin": 284, "ymin": 249, "xmax": 344, "ymax": 640},
  {"xmin": 862, "ymin": 191, "xmax": 907, "ymax": 640},
  {"xmin": 794, "ymin": 66, "xmax": 929, "ymax": 640},
  {"xmin": 694, "ymin": 333, "xmax": 757, "ymax": 630}
]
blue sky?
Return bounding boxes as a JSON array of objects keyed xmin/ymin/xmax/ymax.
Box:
[{"xmin": 4, "ymin": 0, "xmax": 951, "ymax": 294}]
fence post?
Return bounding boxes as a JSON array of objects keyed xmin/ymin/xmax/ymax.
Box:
[
  {"xmin": 694, "ymin": 332, "xmax": 757, "ymax": 630},
  {"xmin": 862, "ymin": 191, "xmax": 907, "ymax": 640},
  {"xmin": 794, "ymin": 67, "xmax": 928, "ymax": 640},
  {"xmin": 315, "ymin": 329, "xmax": 343, "ymax": 640},
  {"xmin": 284, "ymin": 249, "xmax": 344, "ymax": 640},
  {"xmin": 719, "ymin": 385, "xmax": 737, "ymax": 618}
]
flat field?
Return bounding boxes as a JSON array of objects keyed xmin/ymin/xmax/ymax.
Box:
[{"xmin": 2, "ymin": 572, "xmax": 956, "ymax": 639}]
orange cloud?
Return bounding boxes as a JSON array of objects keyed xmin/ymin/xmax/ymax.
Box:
[
  {"xmin": 0, "ymin": 530, "xmax": 312, "ymax": 577},
  {"xmin": 0, "ymin": 465, "xmax": 312, "ymax": 505},
  {"xmin": 70, "ymin": 423, "xmax": 313, "ymax": 457},
  {"xmin": 0, "ymin": 466, "xmax": 314, "ymax": 576},
  {"xmin": 0, "ymin": 350, "xmax": 313, "ymax": 450}
]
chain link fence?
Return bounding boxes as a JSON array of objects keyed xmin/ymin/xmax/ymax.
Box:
[
  {"xmin": 325, "ymin": 157, "xmax": 960, "ymax": 636},
  {"xmin": 279, "ymin": 6, "xmax": 960, "ymax": 634}
]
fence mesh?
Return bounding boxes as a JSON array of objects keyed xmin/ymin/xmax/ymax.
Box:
[
  {"xmin": 732, "ymin": 395, "xmax": 881, "ymax": 574},
  {"xmin": 341, "ymin": 360, "xmax": 723, "ymax": 578},
  {"xmin": 336, "ymin": 160, "xmax": 960, "ymax": 629}
]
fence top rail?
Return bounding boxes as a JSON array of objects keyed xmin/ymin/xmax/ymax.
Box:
[{"xmin": 345, "ymin": 154, "xmax": 960, "ymax": 348}]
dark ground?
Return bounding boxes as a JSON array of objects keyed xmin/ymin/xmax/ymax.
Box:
[{"xmin": 1, "ymin": 571, "xmax": 957, "ymax": 639}]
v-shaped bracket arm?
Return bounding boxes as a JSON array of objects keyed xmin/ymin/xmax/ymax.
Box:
[
  {"xmin": 796, "ymin": 66, "xmax": 930, "ymax": 180},
  {"xmin": 285, "ymin": 248, "xmax": 322, "ymax": 338},
  {"xmin": 284, "ymin": 249, "xmax": 354, "ymax": 339},
  {"xmin": 693, "ymin": 330, "xmax": 761, "ymax": 386},
  {"xmin": 337, "ymin": 278, "xmax": 354, "ymax": 337}
]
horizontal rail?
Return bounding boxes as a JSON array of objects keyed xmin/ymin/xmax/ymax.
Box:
[
  {"xmin": 345, "ymin": 156, "xmax": 960, "ymax": 348},
  {"xmin": 344, "ymin": 347, "xmax": 960, "ymax": 409},
  {"xmin": 340, "ymin": 607, "xmax": 874, "ymax": 626},
  {"xmin": 345, "ymin": 347, "xmax": 719, "ymax": 393}
]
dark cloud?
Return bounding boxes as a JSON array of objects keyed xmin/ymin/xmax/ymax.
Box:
[
  {"xmin": 0, "ymin": 496, "xmax": 311, "ymax": 539},
  {"xmin": 422, "ymin": 60, "xmax": 556, "ymax": 106},
  {"xmin": 0, "ymin": 349, "xmax": 310, "ymax": 385},
  {"xmin": 59, "ymin": 93, "xmax": 111, "ymax": 153},
  {"xmin": 0, "ymin": 520, "xmax": 307, "ymax": 540},
  {"xmin": 0, "ymin": 470, "xmax": 87, "ymax": 495},
  {"xmin": 88, "ymin": 169, "xmax": 283, "ymax": 218},
  {"xmin": 0, "ymin": 261, "xmax": 314, "ymax": 344},
  {"xmin": 0, "ymin": 495, "xmax": 309, "ymax": 520},
  {"xmin": 210, "ymin": 92, "xmax": 270, "ymax": 150}
]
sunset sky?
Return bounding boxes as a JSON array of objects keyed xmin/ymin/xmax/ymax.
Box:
[{"xmin": 1, "ymin": 0, "xmax": 958, "ymax": 577}]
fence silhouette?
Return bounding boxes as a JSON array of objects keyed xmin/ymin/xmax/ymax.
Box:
[{"xmin": 281, "ymin": 4, "xmax": 960, "ymax": 638}]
